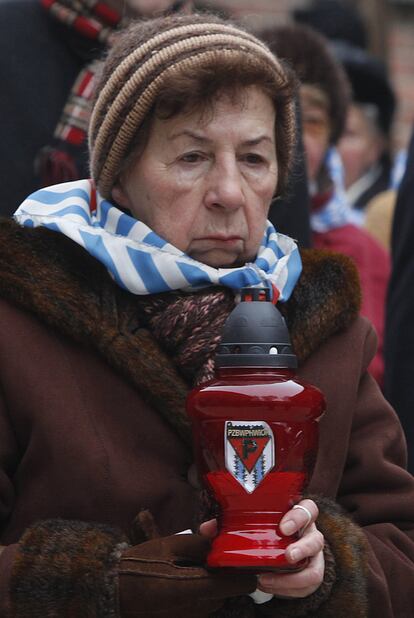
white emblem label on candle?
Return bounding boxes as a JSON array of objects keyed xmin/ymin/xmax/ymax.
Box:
[{"xmin": 225, "ymin": 421, "xmax": 275, "ymax": 493}]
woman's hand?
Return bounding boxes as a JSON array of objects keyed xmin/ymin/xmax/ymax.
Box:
[
  {"xmin": 257, "ymin": 499, "xmax": 325, "ymax": 598},
  {"xmin": 200, "ymin": 498, "xmax": 325, "ymax": 600}
]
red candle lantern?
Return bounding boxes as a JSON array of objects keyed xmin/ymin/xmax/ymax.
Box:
[{"xmin": 186, "ymin": 288, "xmax": 325, "ymax": 571}]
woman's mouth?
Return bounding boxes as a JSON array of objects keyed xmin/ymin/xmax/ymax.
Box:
[
  {"xmin": 188, "ymin": 236, "xmax": 245, "ymax": 267},
  {"xmin": 195, "ymin": 235, "xmax": 243, "ymax": 245}
]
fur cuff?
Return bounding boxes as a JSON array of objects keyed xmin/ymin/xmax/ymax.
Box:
[
  {"xmin": 311, "ymin": 496, "xmax": 369, "ymax": 617},
  {"xmin": 9, "ymin": 519, "xmax": 129, "ymax": 617}
]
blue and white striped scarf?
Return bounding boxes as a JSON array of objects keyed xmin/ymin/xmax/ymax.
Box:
[
  {"xmin": 14, "ymin": 180, "xmax": 302, "ymax": 302},
  {"xmin": 310, "ymin": 147, "xmax": 364, "ymax": 233}
]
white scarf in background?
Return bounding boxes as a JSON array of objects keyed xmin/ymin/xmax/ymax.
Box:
[{"xmin": 311, "ymin": 148, "xmax": 364, "ymax": 233}]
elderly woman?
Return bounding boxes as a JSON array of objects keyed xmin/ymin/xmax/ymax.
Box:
[{"xmin": 0, "ymin": 13, "xmax": 413, "ymax": 618}]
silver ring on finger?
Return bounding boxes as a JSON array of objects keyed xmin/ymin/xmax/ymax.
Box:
[{"xmin": 292, "ymin": 504, "xmax": 313, "ymax": 528}]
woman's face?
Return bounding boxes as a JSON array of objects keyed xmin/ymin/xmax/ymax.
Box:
[
  {"xmin": 113, "ymin": 86, "xmax": 278, "ymax": 268},
  {"xmin": 337, "ymin": 103, "xmax": 385, "ymax": 189}
]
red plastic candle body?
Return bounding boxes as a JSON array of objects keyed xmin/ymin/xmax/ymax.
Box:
[{"xmin": 187, "ymin": 366, "xmax": 325, "ymax": 571}]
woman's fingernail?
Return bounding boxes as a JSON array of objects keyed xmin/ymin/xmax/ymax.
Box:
[
  {"xmin": 281, "ymin": 520, "xmax": 295, "ymax": 535},
  {"xmin": 289, "ymin": 548, "xmax": 301, "ymax": 562},
  {"xmin": 258, "ymin": 575, "xmax": 273, "ymax": 587}
]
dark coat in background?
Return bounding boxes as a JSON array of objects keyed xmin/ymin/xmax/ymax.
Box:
[
  {"xmin": 0, "ymin": 221, "xmax": 412, "ymax": 616},
  {"xmin": 385, "ymin": 128, "xmax": 414, "ymax": 473},
  {"xmin": 0, "ymin": 0, "xmax": 92, "ymax": 211},
  {"xmin": 269, "ymin": 104, "xmax": 311, "ymax": 248}
]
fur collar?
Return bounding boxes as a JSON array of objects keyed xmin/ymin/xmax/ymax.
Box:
[{"xmin": 0, "ymin": 219, "xmax": 361, "ymax": 445}]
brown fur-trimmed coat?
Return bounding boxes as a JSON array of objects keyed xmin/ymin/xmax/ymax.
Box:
[{"xmin": 0, "ymin": 220, "xmax": 412, "ymax": 617}]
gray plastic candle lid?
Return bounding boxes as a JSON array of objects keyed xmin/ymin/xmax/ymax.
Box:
[{"xmin": 215, "ymin": 287, "xmax": 297, "ymax": 368}]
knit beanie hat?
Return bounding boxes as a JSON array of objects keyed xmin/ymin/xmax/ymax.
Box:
[
  {"xmin": 258, "ymin": 23, "xmax": 350, "ymax": 145},
  {"xmin": 88, "ymin": 14, "xmax": 297, "ymax": 200}
]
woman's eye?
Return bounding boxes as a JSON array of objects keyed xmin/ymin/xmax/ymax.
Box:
[
  {"xmin": 180, "ymin": 152, "xmax": 205, "ymax": 163},
  {"xmin": 242, "ymin": 153, "xmax": 265, "ymax": 165}
]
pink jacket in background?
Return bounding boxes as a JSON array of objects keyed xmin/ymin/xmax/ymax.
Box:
[{"xmin": 313, "ymin": 224, "xmax": 391, "ymax": 386}]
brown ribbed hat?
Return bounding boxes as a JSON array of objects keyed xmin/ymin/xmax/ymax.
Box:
[{"xmin": 89, "ymin": 14, "xmax": 297, "ymax": 199}]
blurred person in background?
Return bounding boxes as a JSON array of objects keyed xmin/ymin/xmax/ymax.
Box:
[
  {"xmin": 294, "ymin": 0, "xmax": 401, "ymax": 250},
  {"xmin": 294, "ymin": 0, "xmax": 368, "ymax": 50},
  {"xmin": 334, "ymin": 43, "xmax": 399, "ymax": 253},
  {"xmin": 334, "ymin": 42, "xmax": 397, "ymax": 213},
  {"xmin": 258, "ymin": 23, "xmax": 390, "ymax": 387}
]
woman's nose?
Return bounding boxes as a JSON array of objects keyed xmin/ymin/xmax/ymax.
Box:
[{"xmin": 204, "ymin": 160, "xmax": 245, "ymax": 211}]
